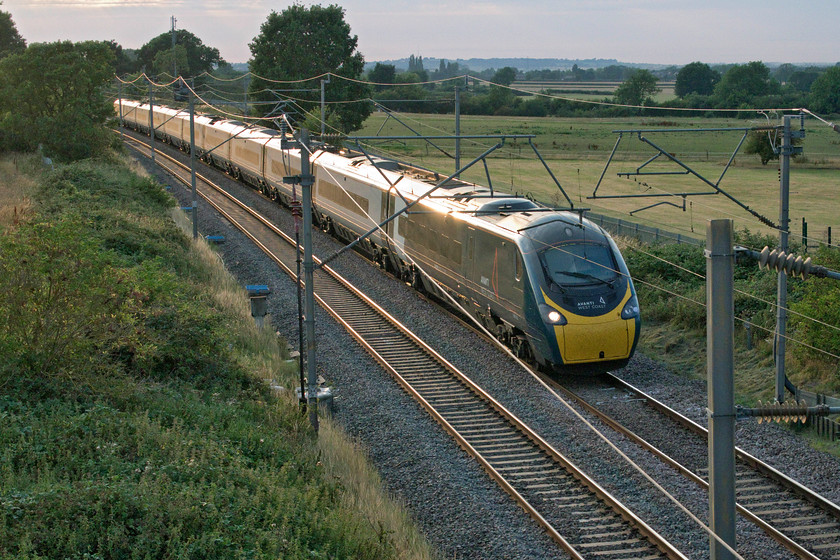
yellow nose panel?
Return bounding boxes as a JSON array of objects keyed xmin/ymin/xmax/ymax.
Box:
[{"xmin": 563, "ymin": 320, "xmax": 629, "ymax": 362}]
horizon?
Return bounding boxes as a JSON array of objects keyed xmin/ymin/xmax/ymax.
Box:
[{"xmin": 4, "ymin": 1, "xmax": 839, "ymax": 69}]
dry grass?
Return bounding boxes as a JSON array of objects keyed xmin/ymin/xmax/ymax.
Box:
[
  {"xmin": 0, "ymin": 154, "xmax": 39, "ymax": 232},
  {"xmin": 318, "ymin": 418, "xmax": 439, "ymax": 560}
]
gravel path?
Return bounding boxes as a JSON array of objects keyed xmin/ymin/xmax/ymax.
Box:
[{"xmin": 132, "ymin": 138, "xmax": 840, "ymax": 560}]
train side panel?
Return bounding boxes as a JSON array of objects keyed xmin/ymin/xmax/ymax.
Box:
[
  {"xmin": 230, "ymin": 129, "xmax": 265, "ymax": 185},
  {"xmin": 199, "ymin": 120, "xmax": 235, "ymax": 167},
  {"xmin": 263, "ymin": 141, "xmax": 301, "ymax": 201}
]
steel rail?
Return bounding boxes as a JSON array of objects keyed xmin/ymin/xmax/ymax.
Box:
[
  {"xmin": 544, "ymin": 372, "xmax": 840, "ymax": 560},
  {"xmin": 121, "ymin": 131, "xmax": 687, "ymax": 560}
]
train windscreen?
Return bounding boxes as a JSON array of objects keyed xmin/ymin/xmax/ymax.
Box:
[{"xmin": 539, "ymin": 242, "xmax": 619, "ymax": 288}]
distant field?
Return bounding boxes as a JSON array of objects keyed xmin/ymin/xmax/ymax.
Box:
[
  {"xmin": 354, "ymin": 112, "xmax": 840, "ymax": 244},
  {"xmin": 512, "ymin": 81, "xmax": 677, "ymax": 103}
]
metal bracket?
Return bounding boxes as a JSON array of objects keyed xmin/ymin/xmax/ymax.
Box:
[{"xmin": 591, "ymin": 126, "xmax": 778, "ymax": 228}]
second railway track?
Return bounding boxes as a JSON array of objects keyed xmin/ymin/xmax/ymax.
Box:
[
  {"xmin": 122, "ymin": 129, "xmax": 840, "ymax": 559},
  {"xmin": 122, "ymin": 132, "xmax": 687, "ymax": 559},
  {"xmin": 554, "ymin": 374, "xmax": 840, "ymax": 560}
]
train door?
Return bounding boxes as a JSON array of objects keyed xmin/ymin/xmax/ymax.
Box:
[
  {"xmin": 381, "ymin": 188, "xmax": 395, "ymax": 238},
  {"xmin": 465, "ymin": 227, "xmax": 476, "ymax": 282}
]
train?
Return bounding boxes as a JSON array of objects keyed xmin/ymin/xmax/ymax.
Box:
[{"xmin": 116, "ymin": 98, "xmax": 640, "ymax": 373}]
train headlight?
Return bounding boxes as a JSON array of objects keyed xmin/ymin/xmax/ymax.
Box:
[
  {"xmin": 621, "ymin": 296, "xmax": 640, "ymax": 320},
  {"xmin": 539, "ymin": 304, "xmax": 567, "ymax": 325}
]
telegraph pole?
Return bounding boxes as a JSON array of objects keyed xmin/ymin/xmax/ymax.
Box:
[
  {"xmin": 707, "ymin": 219, "xmax": 736, "ymax": 560},
  {"xmin": 148, "ymin": 77, "xmax": 155, "ymax": 164},
  {"xmin": 188, "ymin": 78, "xmax": 197, "ymax": 239},
  {"xmin": 775, "ymin": 115, "xmax": 804, "ymax": 402},
  {"xmin": 170, "ymin": 16, "xmax": 177, "ymax": 78}
]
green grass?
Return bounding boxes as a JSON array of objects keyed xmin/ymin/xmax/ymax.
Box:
[{"xmin": 0, "ymin": 153, "xmax": 438, "ymax": 560}]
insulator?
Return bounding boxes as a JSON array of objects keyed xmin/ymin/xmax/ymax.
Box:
[
  {"xmin": 794, "ymin": 256, "xmax": 812, "ymax": 279},
  {"xmin": 757, "ymin": 246, "xmax": 813, "ymax": 279},
  {"xmin": 783, "ymin": 253, "xmax": 794, "ymax": 274},
  {"xmin": 758, "ymin": 247, "xmax": 771, "ymax": 269}
]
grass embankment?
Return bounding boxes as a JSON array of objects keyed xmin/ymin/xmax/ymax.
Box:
[{"xmin": 0, "ymin": 154, "xmax": 436, "ymax": 559}]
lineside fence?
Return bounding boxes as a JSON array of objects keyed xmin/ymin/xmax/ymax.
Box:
[
  {"xmin": 799, "ymin": 390, "xmax": 840, "ymax": 441},
  {"xmin": 589, "ymin": 212, "xmax": 838, "ymax": 253},
  {"xmin": 586, "ymin": 212, "xmax": 704, "ymax": 247}
]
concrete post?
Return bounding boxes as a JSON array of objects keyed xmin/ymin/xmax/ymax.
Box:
[
  {"xmin": 301, "ymin": 129, "xmax": 318, "ymax": 432},
  {"xmin": 148, "ymin": 78, "xmax": 155, "ymax": 164},
  {"xmin": 706, "ymin": 219, "xmax": 736, "ymax": 560},
  {"xmin": 188, "ymin": 79, "xmax": 197, "ymax": 239}
]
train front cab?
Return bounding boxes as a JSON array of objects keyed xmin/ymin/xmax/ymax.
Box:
[{"xmin": 522, "ymin": 217, "xmax": 640, "ymax": 372}]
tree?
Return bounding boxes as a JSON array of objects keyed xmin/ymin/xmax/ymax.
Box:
[
  {"xmin": 249, "ymin": 4, "xmax": 371, "ymax": 133},
  {"xmin": 743, "ymin": 131, "xmax": 778, "ymax": 165},
  {"xmin": 153, "ymin": 44, "xmax": 189, "ymax": 78},
  {"xmin": 492, "ymin": 67, "xmax": 517, "ymax": 86},
  {"xmin": 809, "ymin": 66, "xmax": 840, "ymax": 114},
  {"xmin": 786, "ymin": 69, "xmax": 820, "ymax": 93},
  {"xmin": 368, "ymin": 62, "xmax": 396, "ymax": 89},
  {"xmin": 0, "ymin": 3, "xmax": 26, "ymax": 60},
  {"xmin": 713, "ymin": 61, "xmax": 779, "ymax": 108},
  {"xmin": 675, "ymin": 62, "xmax": 720, "ymax": 97},
  {"xmin": 0, "ymin": 41, "xmax": 115, "ymax": 161},
  {"xmin": 407, "ymin": 54, "xmax": 427, "ymax": 82},
  {"xmin": 137, "ymin": 29, "xmax": 224, "ymax": 77},
  {"xmin": 613, "ymin": 69, "xmax": 660, "ymax": 107},
  {"xmin": 104, "ymin": 40, "xmax": 137, "ymax": 76}
]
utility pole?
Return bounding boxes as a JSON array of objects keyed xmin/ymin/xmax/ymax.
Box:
[
  {"xmin": 170, "ymin": 15, "xmax": 177, "ymax": 78},
  {"xmin": 188, "ymin": 78, "xmax": 197, "ymax": 239},
  {"xmin": 148, "ymin": 77, "xmax": 155, "ymax": 164},
  {"xmin": 455, "ymin": 85, "xmax": 461, "ymax": 178},
  {"xmin": 300, "ymin": 129, "xmax": 318, "ymax": 431},
  {"xmin": 775, "ymin": 115, "xmax": 804, "ymax": 402},
  {"xmin": 707, "ymin": 219, "xmax": 736, "ymax": 560},
  {"xmin": 320, "ymin": 75, "xmax": 330, "ymax": 137}
]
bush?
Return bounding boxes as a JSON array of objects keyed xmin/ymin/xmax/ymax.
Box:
[{"xmin": 790, "ymin": 246, "xmax": 840, "ymax": 364}]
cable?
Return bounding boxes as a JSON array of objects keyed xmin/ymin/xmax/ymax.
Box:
[{"xmin": 117, "ymin": 78, "xmax": 840, "ymax": 358}]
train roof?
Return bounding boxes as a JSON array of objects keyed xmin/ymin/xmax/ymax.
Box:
[
  {"xmin": 316, "ymin": 149, "xmax": 606, "ymax": 239},
  {"xmin": 114, "ymin": 100, "xmax": 607, "ymax": 242}
]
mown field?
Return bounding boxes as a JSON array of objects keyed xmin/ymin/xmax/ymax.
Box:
[
  {"xmin": 354, "ymin": 113, "xmax": 840, "ymax": 245},
  {"xmin": 511, "ymin": 81, "xmax": 677, "ymax": 103}
]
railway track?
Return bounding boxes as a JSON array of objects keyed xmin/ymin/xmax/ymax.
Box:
[
  {"xmin": 553, "ymin": 373, "xmax": 840, "ymax": 560},
  {"xmin": 121, "ymin": 132, "xmax": 687, "ymax": 560}
]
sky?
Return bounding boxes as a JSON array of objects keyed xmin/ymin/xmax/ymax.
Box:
[{"xmin": 4, "ymin": 0, "xmax": 839, "ymax": 67}]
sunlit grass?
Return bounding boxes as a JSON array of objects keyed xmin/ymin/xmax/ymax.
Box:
[{"xmin": 0, "ymin": 154, "xmax": 40, "ymax": 232}]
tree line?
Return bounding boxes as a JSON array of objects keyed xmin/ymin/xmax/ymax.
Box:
[
  {"xmin": 1, "ymin": 1, "xmax": 838, "ymax": 164},
  {"xmin": 366, "ymin": 59, "xmax": 840, "ymax": 119}
]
